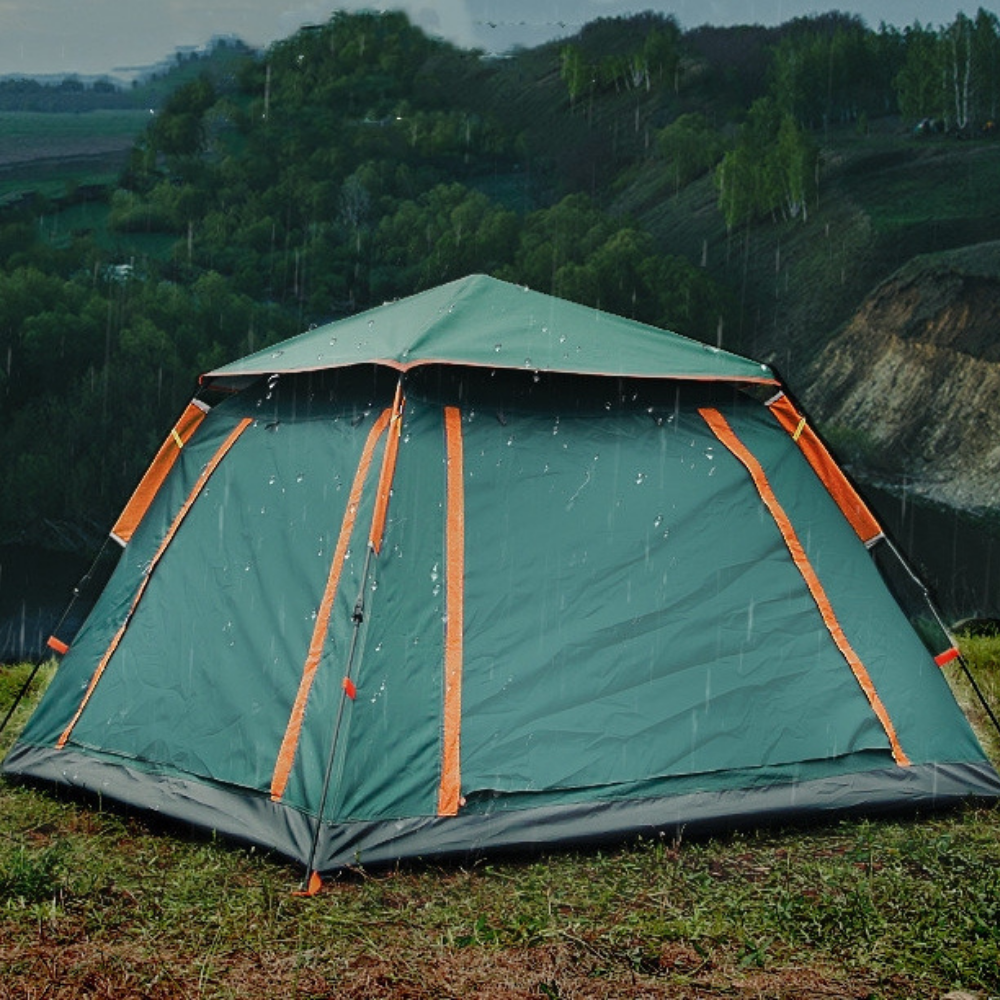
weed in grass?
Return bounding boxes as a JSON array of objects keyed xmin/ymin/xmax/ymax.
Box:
[{"xmin": 0, "ymin": 843, "xmax": 66, "ymax": 906}]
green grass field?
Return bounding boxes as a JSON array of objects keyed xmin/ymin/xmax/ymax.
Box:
[
  {"xmin": 0, "ymin": 110, "xmax": 148, "ymax": 203},
  {"xmin": 1, "ymin": 638, "xmax": 998, "ymax": 998}
]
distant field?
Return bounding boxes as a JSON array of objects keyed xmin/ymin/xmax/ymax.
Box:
[
  {"xmin": 0, "ymin": 109, "xmax": 149, "ymax": 164},
  {"xmin": 0, "ymin": 110, "xmax": 148, "ymax": 202}
]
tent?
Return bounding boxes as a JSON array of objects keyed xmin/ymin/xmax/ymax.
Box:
[{"xmin": 5, "ymin": 274, "xmax": 999, "ymax": 879}]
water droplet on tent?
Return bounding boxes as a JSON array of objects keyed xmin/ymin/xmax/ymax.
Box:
[
  {"xmin": 523, "ymin": 357, "xmax": 532, "ymax": 368},
  {"xmin": 532, "ymin": 371, "xmax": 541, "ymax": 383},
  {"xmin": 705, "ymin": 447, "xmax": 714, "ymax": 460},
  {"xmin": 635, "ymin": 472, "xmax": 646, "ymax": 485},
  {"xmin": 653, "ymin": 514, "xmax": 663, "ymax": 529},
  {"xmin": 604, "ymin": 401, "xmax": 612, "ymax": 411},
  {"xmin": 432, "ymin": 584, "xmax": 441, "ymax": 597},
  {"xmin": 370, "ymin": 579, "xmax": 378, "ymax": 592},
  {"xmin": 329, "ymin": 337, "xmax": 338, "ymax": 346},
  {"xmin": 368, "ymin": 320, "xmax": 375, "ymax": 329},
  {"xmin": 494, "ymin": 343, "xmax": 502, "ymax": 353},
  {"xmin": 507, "ymin": 436, "xmax": 514, "ymax": 447},
  {"xmin": 374, "ymin": 642, "xmax": 383, "ymax": 653},
  {"xmin": 270, "ymin": 351, "xmax": 283, "ymax": 360},
  {"xmin": 296, "ymin": 473, "xmax": 305, "ymax": 484},
  {"xmin": 268, "ymin": 475, "xmax": 276, "ymax": 486},
  {"xmin": 552, "ymin": 418, "xmax": 560, "ymax": 435},
  {"xmin": 559, "ymin": 333, "xmax": 566, "ymax": 344}
]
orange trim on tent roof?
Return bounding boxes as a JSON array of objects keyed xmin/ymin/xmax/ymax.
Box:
[
  {"xmin": 57, "ymin": 417, "xmax": 252, "ymax": 750},
  {"xmin": 111, "ymin": 400, "xmax": 210, "ymax": 546},
  {"xmin": 698, "ymin": 407, "xmax": 910, "ymax": 768},
  {"xmin": 269, "ymin": 408, "xmax": 392, "ymax": 803},
  {"xmin": 438, "ymin": 406, "xmax": 466, "ymax": 817},
  {"xmin": 766, "ymin": 393, "xmax": 883, "ymax": 546}
]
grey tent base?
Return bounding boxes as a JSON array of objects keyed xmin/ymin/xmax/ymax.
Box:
[{"xmin": 6, "ymin": 744, "xmax": 1000, "ymax": 873}]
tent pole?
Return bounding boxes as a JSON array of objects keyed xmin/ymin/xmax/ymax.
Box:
[
  {"xmin": 881, "ymin": 535, "xmax": 1000, "ymax": 741},
  {"xmin": 0, "ymin": 661, "xmax": 45, "ymax": 739},
  {"xmin": 297, "ymin": 376, "xmax": 405, "ymax": 893},
  {"xmin": 297, "ymin": 542, "xmax": 375, "ymax": 894}
]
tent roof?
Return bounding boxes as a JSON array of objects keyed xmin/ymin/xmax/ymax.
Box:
[{"xmin": 204, "ymin": 274, "xmax": 777, "ymax": 385}]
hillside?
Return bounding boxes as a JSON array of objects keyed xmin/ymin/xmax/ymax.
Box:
[
  {"xmin": 1, "ymin": 9, "xmax": 1000, "ymax": 556},
  {"xmin": 803, "ymin": 244, "xmax": 1000, "ymax": 512}
]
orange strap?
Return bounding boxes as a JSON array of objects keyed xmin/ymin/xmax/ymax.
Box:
[
  {"xmin": 767, "ymin": 393, "xmax": 882, "ymax": 546},
  {"xmin": 934, "ymin": 647, "xmax": 960, "ymax": 667},
  {"xmin": 111, "ymin": 400, "xmax": 210, "ymax": 546},
  {"xmin": 369, "ymin": 381, "xmax": 405, "ymax": 555},
  {"xmin": 47, "ymin": 636, "xmax": 70, "ymax": 656},
  {"xmin": 699, "ymin": 407, "xmax": 910, "ymax": 767},
  {"xmin": 438, "ymin": 407, "xmax": 466, "ymax": 816},
  {"xmin": 58, "ymin": 417, "xmax": 252, "ymax": 749},
  {"xmin": 270, "ymin": 410, "xmax": 392, "ymax": 802}
]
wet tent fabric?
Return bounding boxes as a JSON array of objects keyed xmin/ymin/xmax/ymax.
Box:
[{"xmin": 5, "ymin": 275, "xmax": 1000, "ymax": 872}]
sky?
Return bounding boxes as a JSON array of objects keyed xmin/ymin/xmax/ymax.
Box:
[{"xmin": 0, "ymin": 0, "xmax": 997, "ymax": 80}]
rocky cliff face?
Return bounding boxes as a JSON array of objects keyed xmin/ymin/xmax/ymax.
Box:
[{"xmin": 802, "ymin": 243, "xmax": 1000, "ymax": 513}]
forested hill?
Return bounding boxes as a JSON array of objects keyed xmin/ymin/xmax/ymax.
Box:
[{"xmin": 1, "ymin": 8, "xmax": 999, "ymax": 548}]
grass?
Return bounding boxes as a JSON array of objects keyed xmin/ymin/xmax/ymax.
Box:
[
  {"xmin": 0, "ymin": 110, "xmax": 148, "ymax": 205},
  {"xmin": 0, "ymin": 110, "xmax": 150, "ymax": 147},
  {"xmin": 1, "ymin": 642, "xmax": 998, "ymax": 998}
]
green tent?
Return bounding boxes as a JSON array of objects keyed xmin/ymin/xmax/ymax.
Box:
[{"xmin": 5, "ymin": 275, "xmax": 998, "ymax": 877}]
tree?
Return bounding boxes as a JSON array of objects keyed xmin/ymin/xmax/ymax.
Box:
[
  {"xmin": 716, "ymin": 98, "xmax": 816, "ymax": 228},
  {"xmin": 657, "ymin": 114, "xmax": 726, "ymax": 192},
  {"xmin": 894, "ymin": 23, "xmax": 945, "ymax": 123}
]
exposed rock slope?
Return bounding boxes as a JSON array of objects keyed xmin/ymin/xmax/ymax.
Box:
[{"xmin": 803, "ymin": 243, "xmax": 1000, "ymax": 513}]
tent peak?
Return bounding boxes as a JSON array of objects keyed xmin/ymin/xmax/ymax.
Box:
[{"xmin": 204, "ymin": 274, "xmax": 776, "ymax": 386}]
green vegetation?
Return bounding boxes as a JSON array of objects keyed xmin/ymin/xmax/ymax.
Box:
[
  {"xmin": 1, "ymin": 639, "xmax": 998, "ymax": 998},
  {"xmin": 1, "ymin": 8, "xmax": 999, "ymax": 550}
]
